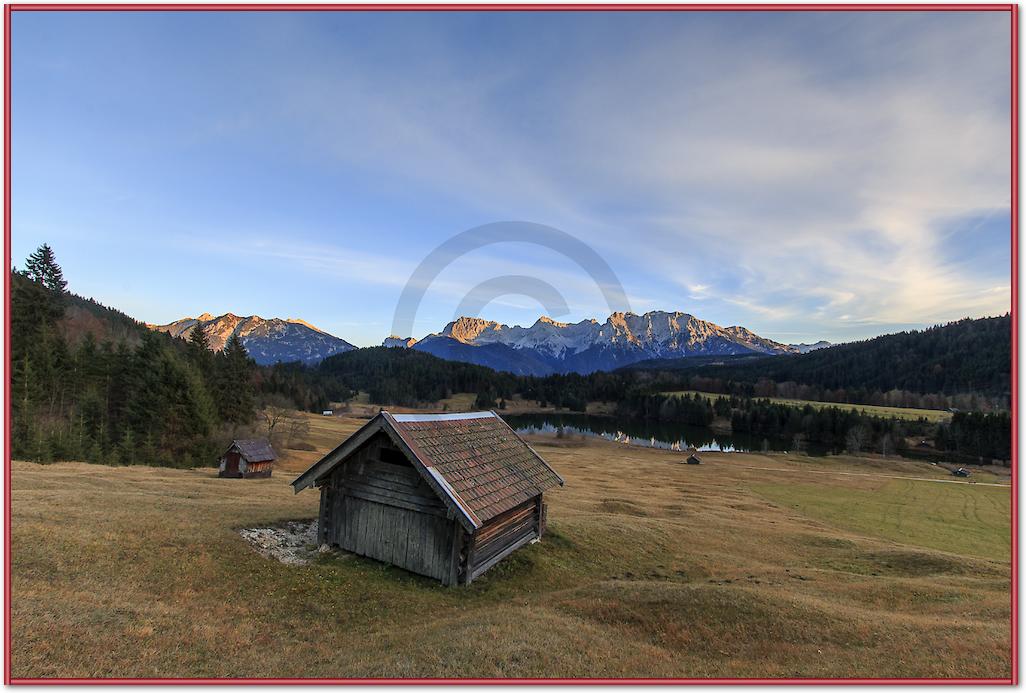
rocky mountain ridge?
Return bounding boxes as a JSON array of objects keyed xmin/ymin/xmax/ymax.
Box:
[
  {"xmin": 149, "ymin": 313, "xmax": 356, "ymax": 365},
  {"xmin": 388, "ymin": 310, "xmax": 806, "ymax": 375}
]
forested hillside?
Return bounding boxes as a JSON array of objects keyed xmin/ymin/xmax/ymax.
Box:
[
  {"xmin": 671, "ymin": 316, "xmax": 1011, "ymax": 408},
  {"xmin": 269, "ymin": 316, "xmax": 1013, "ymax": 416},
  {"xmin": 263, "ymin": 347, "xmax": 522, "ymax": 409},
  {"xmin": 264, "ymin": 346, "xmax": 649, "ymax": 413},
  {"xmin": 10, "ymin": 245, "xmax": 259, "ymax": 465}
]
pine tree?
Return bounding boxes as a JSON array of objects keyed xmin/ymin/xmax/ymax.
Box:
[
  {"xmin": 24, "ymin": 243, "xmax": 68, "ymax": 293},
  {"xmin": 218, "ymin": 334, "xmax": 255, "ymax": 425},
  {"xmin": 118, "ymin": 428, "xmax": 137, "ymax": 465},
  {"xmin": 189, "ymin": 322, "xmax": 210, "ymax": 352},
  {"xmin": 187, "ymin": 322, "xmax": 214, "ymax": 379},
  {"xmin": 9, "ymin": 254, "xmax": 234, "ymax": 467},
  {"xmin": 123, "ymin": 333, "xmax": 166, "ymax": 438},
  {"xmin": 474, "ymin": 388, "xmax": 497, "ymax": 409}
]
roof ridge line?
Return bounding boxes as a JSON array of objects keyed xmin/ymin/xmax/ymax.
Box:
[{"xmin": 389, "ymin": 411, "xmax": 496, "ymax": 422}]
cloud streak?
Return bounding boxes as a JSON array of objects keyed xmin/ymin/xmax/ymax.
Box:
[
  {"xmin": 251, "ymin": 12, "xmax": 1011, "ymax": 341},
  {"xmin": 10, "ymin": 11, "xmax": 1012, "ymax": 346}
]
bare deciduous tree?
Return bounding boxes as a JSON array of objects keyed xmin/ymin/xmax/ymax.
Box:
[
  {"xmin": 791, "ymin": 434, "xmax": 805, "ymax": 455},
  {"xmin": 285, "ymin": 416, "xmax": 311, "ymax": 448},
  {"xmin": 846, "ymin": 425, "xmax": 870, "ymax": 455},
  {"xmin": 259, "ymin": 395, "xmax": 311, "ymax": 449},
  {"xmin": 880, "ymin": 433, "xmax": 894, "ymax": 457},
  {"xmin": 261, "ymin": 404, "xmax": 291, "ymax": 441}
]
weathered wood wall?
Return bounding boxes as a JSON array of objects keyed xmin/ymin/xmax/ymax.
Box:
[
  {"xmin": 317, "ymin": 431, "xmax": 552, "ymax": 586},
  {"xmin": 243, "ymin": 460, "xmax": 273, "ymax": 478},
  {"xmin": 218, "ymin": 451, "xmax": 273, "ymax": 478},
  {"xmin": 463, "ymin": 497, "xmax": 542, "ymax": 584},
  {"xmin": 218, "ymin": 451, "xmax": 241, "ymax": 478},
  {"xmin": 319, "ymin": 433, "xmax": 458, "ymax": 583}
]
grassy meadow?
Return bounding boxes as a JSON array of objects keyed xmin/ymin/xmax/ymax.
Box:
[
  {"xmin": 10, "ymin": 412, "xmax": 1011, "ymax": 679},
  {"xmin": 662, "ymin": 390, "xmax": 953, "ymax": 423},
  {"xmin": 341, "ymin": 391, "xmax": 617, "ymax": 417}
]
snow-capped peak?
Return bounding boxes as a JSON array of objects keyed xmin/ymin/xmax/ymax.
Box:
[
  {"xmin": 419, "ymin": 310, "xmax": 798, "ymax": 361},
  {"xmin": 535, "ymin": 315, "xmax": 570, "ymax": 328},
  {"xmin": 149, "ymin": 312, "xmax": 356, "ymax": 365}
]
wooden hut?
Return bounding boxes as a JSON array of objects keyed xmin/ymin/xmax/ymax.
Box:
[
  {"xmin": 219, "ymin": 439, "xmax": 277, "ymax": 478},
  {"xmin": 291, "ymin": 411, "xmax": 564, "ymax": 586}
]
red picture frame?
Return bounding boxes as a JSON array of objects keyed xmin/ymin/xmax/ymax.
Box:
[{"xmin": 3, "ymin": 3, "xmax": 1017, "ymax": 685}]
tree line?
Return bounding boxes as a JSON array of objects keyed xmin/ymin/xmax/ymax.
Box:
[
  {"xmin": 259, "ymin": 346, "xmax": 646, "ymax": 414},
  {"xmin": 670, "ymin": 315, "xmax": 1012, "ymax": 410},
  {"xmin": 610, "ymin": 392, "xmax": 932, "ymax": 456},
  {"xmin": 11, "ymin": 245, "xmax": 259, "ymax": 466},
  {"xmin": 935, "ymin": 411, "xmax": 1012, "ymax": 462},
  {"xmin": 288, "ymin": 314, "xmax": 1013, "ymax": 419},
  {"xmin": 11, "ymin": 244, "xmax": 1011, "ymax": 467},
  {"xmin": 256, "ymin": 334, "xmax": 1011, "ymax": 461}
]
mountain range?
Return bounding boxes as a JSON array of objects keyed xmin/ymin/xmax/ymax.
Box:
[
  {"xmin": 151, "ymin": 309, "xmax": 829, "ymax": 373},
  {"xmin": 148, "ymin": 312, "xmax": 356, "ymax": 365},
  {"xmin": 388, "ymin": 311, "xmax": 828, "ymax": 376}
]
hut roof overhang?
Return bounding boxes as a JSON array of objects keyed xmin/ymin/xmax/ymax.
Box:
[
  {"xmin": 291, "ymin": 411, "xmax": 564, "ymax": 531},
  {"xmin": 226, "ymin": 438, "xmax": 277, "ymax": 463}
]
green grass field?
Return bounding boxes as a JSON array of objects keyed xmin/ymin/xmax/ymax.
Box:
[
  {"xmin": 751, "ymin": 477, "xmax": 1010, "ymax": 561},
  {"xmin": 10, "ymin": 413, "xmax": 1011, "ymax": 679},
  {"xmin": 663, "ymin": 390, "xmax": 953, "ymax": 422},
  {"xmin": 437, "ymin": 391, "xmax": 478, "ymax": 410}
]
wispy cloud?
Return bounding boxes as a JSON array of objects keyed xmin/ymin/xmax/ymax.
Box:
[
  {"xmin": 11, "ymin": 11, "xmax": 1011, "ymax": 346},
  {"xmin": 258, "ymin": 12, "xmax": 1010, "ymax": 341}
]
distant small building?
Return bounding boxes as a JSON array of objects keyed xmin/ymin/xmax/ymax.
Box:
[
  {"xmin": 292, "ymin": 411, "xmax": 564, "ymax": 586},
  {"xmin": 687, "ymin": 453, "xmax": 703, "ymax": 465},
  {"xmin": 219, "ymin": 439, "xmax": 277, "ymax": 478},
  {"xmin": 322, "ymin": 410, "xmax": 334, "ymax": 416}
]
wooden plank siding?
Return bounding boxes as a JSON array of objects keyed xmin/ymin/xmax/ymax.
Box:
[
  {"xmin": 243, "ymin": 460, "xmax": 273, "ymax": 478},
  {"xmin": 219, "ymin": 439, "xmax": 276, "ymax": 478},
  {"xmin": 218, "ymin": 454, "xmax": 273, "ymax": 478},
  {"xmin": 311, "ymin": 427, "xmax": 552, "ymax": 586},
  {"xmin": 319, "ymin": 433, "xmax": 461, "ymax": 584},
  {"xmin": 462, "ymin": 497, "xmax": 542, "ymax": 584}
]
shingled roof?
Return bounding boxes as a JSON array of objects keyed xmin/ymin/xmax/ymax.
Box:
[
  {"xmin": 228, "ymin": 438, "xmax": 277, "ymax": 463},
  {"xmin": 291, "ymin": 411, "xmax": 563, "ymax": 530}
]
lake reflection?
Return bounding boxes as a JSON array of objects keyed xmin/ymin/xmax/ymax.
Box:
[{"xmin": 505, "ymin": 412, "xmax": 830, "ymax": 455}]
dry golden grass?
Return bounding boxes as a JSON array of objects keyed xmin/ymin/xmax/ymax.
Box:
[{"xmin": 11, "ymin": 414, "xmax": 1011, "ymax": 680}]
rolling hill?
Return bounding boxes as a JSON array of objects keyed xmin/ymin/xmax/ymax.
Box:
[{"xmin": 683, "ymin": 315, "xmax": 1012, "ymax": 399}]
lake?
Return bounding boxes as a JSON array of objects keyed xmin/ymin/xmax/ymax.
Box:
[{"xmin": 505, "ymin": 412, "xmax": 833, "ymax": 455}]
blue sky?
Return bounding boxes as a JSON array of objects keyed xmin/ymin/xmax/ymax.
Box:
[{"xmin": 12, "ymin": 10, "xmax": 1012, "ymax": 347}]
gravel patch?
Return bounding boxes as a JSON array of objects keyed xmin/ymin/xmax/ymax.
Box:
[{"xmin": 239, "ymin": 520, "xmax": 320, "ymax": 565}]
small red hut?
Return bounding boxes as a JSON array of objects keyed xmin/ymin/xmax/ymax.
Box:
[{"xmin": 218, "ymin": 439, "xmax": 277, "ymax": 478}]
